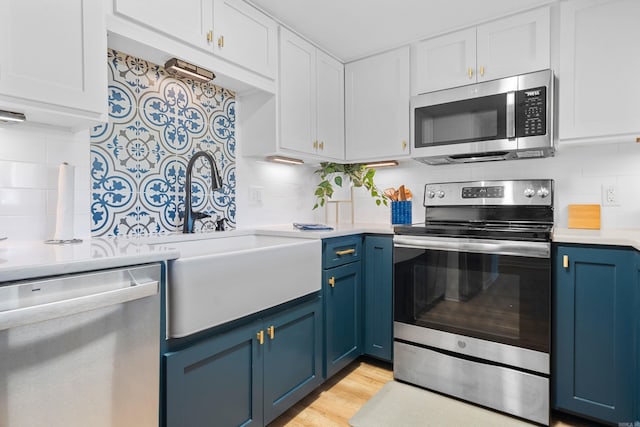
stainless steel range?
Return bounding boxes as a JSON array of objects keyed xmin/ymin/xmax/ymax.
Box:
[{"xmin": 393, "ymin": 179, "xmax": 553, "ymax": 425}]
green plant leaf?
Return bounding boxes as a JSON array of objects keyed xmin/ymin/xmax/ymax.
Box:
[{"xmin": 334, "ymin": 175, "xmax": 343, "ymax": 187}]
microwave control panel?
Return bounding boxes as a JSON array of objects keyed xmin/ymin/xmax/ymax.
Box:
[{"xmin": 515, "ymin": 86, "xmax": 546, "ymax": 137}]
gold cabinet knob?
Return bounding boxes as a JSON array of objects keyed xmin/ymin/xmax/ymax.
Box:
[
  {"xmin": 468, "ymin": 67, "xmax": 474, "ymax": 79},
  {"xmin": 328, "ymin": 277, "xmax": 335, "ymax": 288},
  {"xmin": 480, "ymin": 66, "xmax": 485, "ymax": 77},
  {"xmin": 402, "ymin": 140, "xmax": 407, "ymax": 150},
  {"xmin": 218, "ymin": 35, "xmax": 224, "ymax": 48},
  {"xmin": 256, "ymin": 330, "xmax": 264, "ymax": 345},
  {"xmin": 563, "ymin": 255, "xmax": 569, "ymax": 269},
  {"xmin": 207, "ymin": 30, "xmax": 213, "ymax": 43},
  {"xmin": 319, "ymin": 141, "xmax": 324, "ymax": 150},
  {"xmin": 267, "ymin": 325, "xmax": 275, "ymax": 340},
  {"xmin": 313, "ymin": 140, "xmax": 318, "ymax": 149}
]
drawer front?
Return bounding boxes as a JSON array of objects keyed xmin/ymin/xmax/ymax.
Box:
[{"xmin": 323, "ymin": 235, "xmax": 362, "ymax": 268}]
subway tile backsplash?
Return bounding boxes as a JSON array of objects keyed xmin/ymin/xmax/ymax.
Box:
[{"xmin": 89, "ymin": 49, "xmax": 236, "ymax": 236}]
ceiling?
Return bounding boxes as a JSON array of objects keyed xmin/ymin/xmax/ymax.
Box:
[{"xmin": 249, "ymin": 0, "xmax": 553, "ymax": 62}]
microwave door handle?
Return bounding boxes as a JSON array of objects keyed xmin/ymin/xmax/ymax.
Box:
[{"xmin": 506, "ymin": 91, "xmax": 515, "ymax": 139}]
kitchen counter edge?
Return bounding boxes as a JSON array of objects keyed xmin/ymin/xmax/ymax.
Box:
[{"xmin": 552, "ymin": 228, "xmax": 640, "ymax": 251}]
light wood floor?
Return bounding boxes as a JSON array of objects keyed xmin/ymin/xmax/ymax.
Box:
[{"xmin": 268, "ymin": 358, "xmax": 604, "ymax": 427}]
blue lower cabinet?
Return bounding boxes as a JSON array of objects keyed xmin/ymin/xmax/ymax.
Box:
[
  {"xmin": 165, "ymin": 321, "xmax": 262, "ymax": 427},
  {"xmin": 363, "ymin": 235, "xmax": 393, "ymax": 362},
  {"xmin": 165, "ymin": 295, "xmax": 322, "ymax": 427},
  {"xmin": 262, "ymin": 299, "xmax": 323, "ymax": 424},
  {"xmin": 323, "ymin": 260, "xmax": 362, "ymax": 378},
  {"xmin": 553, "ymin": 244, "xmax": 637, "ymax": 425}
]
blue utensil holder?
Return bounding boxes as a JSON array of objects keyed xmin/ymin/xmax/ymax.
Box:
[{"xmin": 391, "ymin": 201, "xmax": 412, "ymax": 224}]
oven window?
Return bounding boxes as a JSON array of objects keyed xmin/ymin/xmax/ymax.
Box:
[
  {"xmin": 394, "ymin": 246, "xmax": 550, "ymax": 352},
  {"xmin": 414, "ymin": 93, "xmax": 507, "ymax": 147}
]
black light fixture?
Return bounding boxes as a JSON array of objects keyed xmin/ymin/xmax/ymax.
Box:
[
  {"xmin": 164, "ymin": 58, "xmax": 215, "ymax": 83},
  {"xmin": 0, "ymin": 110, "xmax": 26, "ymax": 123},
  {"xmin": 266, "ymin": 155, "xmax": 304, "ymax": 165}
]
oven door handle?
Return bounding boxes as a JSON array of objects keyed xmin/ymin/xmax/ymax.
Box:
[{"xmin": 393, "ymin": 235, "xmax": 550, "ymax": 258}]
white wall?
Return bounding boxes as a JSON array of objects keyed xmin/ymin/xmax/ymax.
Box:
[
  {"xmin": 2, "ymin": 121, "xmax": 640, "ymax": 239},
  {"xmin": 353, "ymin": 141, "xmax": 640, "ymax": 229},
  {"xmin": 0, "ymin": 124, "xmax": 90, "ymax": 240}
]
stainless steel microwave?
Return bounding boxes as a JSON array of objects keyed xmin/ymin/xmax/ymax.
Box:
[{"xmin": 410, "ymin": 69, "xmax": 554, "ymax": 165}]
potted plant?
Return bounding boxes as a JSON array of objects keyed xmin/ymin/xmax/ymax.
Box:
[{"xmin": 313, "ymin": 162, "xmax": 389, "ymax": 209}]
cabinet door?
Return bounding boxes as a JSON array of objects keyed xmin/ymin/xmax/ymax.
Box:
[
  {"xmin": 213, "ymin": 0, "xmax": 277, "ymax": 79},
  {"xmin": 345, "ymin": 46, "xmax": 410, "ymax": 161},
  {"xmin": 324, "ymin": 262, "xmax": 362, "ymax": 378},
  {"xmin": 0, "ymin": 0, "xmax": 105, "ymax": 115},
  {"xmin": 316, "ymin": 50, "xmax": 345, "ymax": 160},
  {"xmin": 114, "ymin": 0, "xmax": 212, "ymax": 51},
  {"xmin": 411, "ymin": 28, "xmax": 476, "ymax": 94},
  {"xmin": 476, "ymin": 7, "xmax": 550, "ymax": 82},
  {"xmin": 554, "ymin": 245, "xmax": 635, "ymax": 424},
  {"xmin": 165, "ymin": 321, "xmax": 263, "ymax": 427},
  {"xmin": 363, "ymin": 236, "xmax": 393, "ymax": 362},
  {"xmin": 559, "ymin": 0, "xmax": 640, "ymax": 142},
  {"xmin": 263, "ymin": 297, "xmax": 323, "ymax": 424},
  {"xmin": 279, "ymin": 28, "xmax": 317, "ymax": 156}
]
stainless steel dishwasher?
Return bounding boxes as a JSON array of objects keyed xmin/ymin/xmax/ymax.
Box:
[{"xmin": 0, "ymin": 263, "xmax": 161, "ymax": 427}]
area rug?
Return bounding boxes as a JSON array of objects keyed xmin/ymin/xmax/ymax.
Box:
[{"xmin": 349, "ymin": 381, "xmax": 536, "ymax": 427}]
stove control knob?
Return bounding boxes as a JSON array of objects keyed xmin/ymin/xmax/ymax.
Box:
[
  {"xmin": 523, "ymin": 188, "xmax": 535, "ymax": 198},
  {"xmin": 426, "ymin": 190, "xmax": 435, "ymax": 199},
  {"xmin": 436, "ymin": 190, "xmax": 445, "ymax": 199},
  {"xmin": 537, "ymin": 187, "xmax": 550, "ymax": 198}
]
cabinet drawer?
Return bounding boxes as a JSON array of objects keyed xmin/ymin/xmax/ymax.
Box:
[{"xmin": 323, "ymin": 235, "xmax": 362, "ymax": 268}]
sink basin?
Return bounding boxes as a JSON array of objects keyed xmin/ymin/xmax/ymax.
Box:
[{"xmin": 165, "ymin": 234, "xmax": 321, "ymax": 338}]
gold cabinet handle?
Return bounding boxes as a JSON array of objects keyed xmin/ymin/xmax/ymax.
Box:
[
  {"xmin": 335, "ymin": 248, "xmax": 356, "ymax": 256},
  {"xmin": 402, "ymin": 140, "xmax": 407, "ymax": 150},
  {"xmin": 313, "ymin": 140, "xmax": 318, "ymax": 149},
  {"xmin": 267, "ymin": 325, "xmax": 275, "ymax": 340},
  {"xmin": 207, "ymin": 30, "xmax": 213, "ymax": 43},
  {"xmin": 468, "ymin": 67, "xmax": 474, "ymax": 79},
  {"xmin": 563, "ymin": 255, "xmax": 569, "ymax": 269},
  {"xmin": 480, "ymin": 66, "xmax": 485, "ymax": 77},
  {"xmin": 319, "ymin": 141, "xmax": 324, "ymax": 150},
  {"xmin": 218, "ymin": 35, "xmax": 224, "ymax": 48},
  {"xmin": 328, "ymin": 277, "xmax": 335, "ymax": 288},
  {"xmin": 256, "ymin": 330, "xmax": 264, "ymax": 345}
]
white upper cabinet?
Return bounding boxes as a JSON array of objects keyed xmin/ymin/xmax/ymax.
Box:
[
  {"xmin": 412, "ymin": 7, "xmax": 550, "ymax": 94},
  {"xmin": 559, "ymin": 0, "xmax": 640, "ymax": 144},
  {"xmin": 411, "ymin": 28, "xmax": 476, "ymax": 94},
  {"xmin": 114, "ymin": 0, "xmax": 277, "ymax": 80},
  {"xmin": 113, "ymin": 0, "xmax": 212, "ymax": 51},
  {"xmin": 279, "ymin": 28, "xmax": 316, "ymax": 156},
  {"xmin": 278, "ymin": 28, "xmax": 344, "ymax": 160},
  {"xmin": 0, "ymin": 0, "xmax": 106, "ymax": 128},
  {"xmin": 315, "ymin": 50, "xmax": 345, "ymax": 160},
  {"xmin": 345, "ymin": 46, "xmax": 410, "ymax": 161},
  {"xmin": 212, "ymin": 0, "xmax": 277, "ymax": 79}
]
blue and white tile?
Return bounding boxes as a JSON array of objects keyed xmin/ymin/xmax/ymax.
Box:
[{"xmin": 90, "ymin": 147, "xmax": 136, "ymax": 236}]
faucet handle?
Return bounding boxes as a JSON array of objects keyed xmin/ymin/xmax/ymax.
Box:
[{"xmin": 215, "ymin": 218, "xmax": 227, "ymax": 231}]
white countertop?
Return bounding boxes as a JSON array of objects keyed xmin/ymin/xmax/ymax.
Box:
[
  {"xmin": 552, "ymin": 228, "xmax": 640, "ymax": 251},
  {"xmin": 254, "ymin": 222, "xmax": 395, "ymax": 239},
  {"xmin": 0, "ymin": 237, "xmax": 180, "ymax": 283},
  {"xmin": 0, "ymin": 223, "xmax": 394, "ymax": 283}
]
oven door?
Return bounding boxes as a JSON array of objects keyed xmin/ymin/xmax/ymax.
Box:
[{"xmin": 393, "ymin": 235, "xmax": 550, "ymax": 355}]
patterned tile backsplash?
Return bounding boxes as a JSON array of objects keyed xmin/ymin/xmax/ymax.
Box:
[{"xmin": 90, "ymin": 49, "xmax": 236, "ymax": 236}]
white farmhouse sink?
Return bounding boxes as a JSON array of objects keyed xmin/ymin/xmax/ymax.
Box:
[{"xmin": 165, "ymin": 234, "xmax": 321, "ymax": 338}]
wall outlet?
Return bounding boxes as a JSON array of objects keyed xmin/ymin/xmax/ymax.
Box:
[
  {"xmin": 248, "ymin": 185, "xmax": 264, "ymax": 205},
  {"xmin": 601, "ymin": 184, "xmax": 619, "ymax": 207}
]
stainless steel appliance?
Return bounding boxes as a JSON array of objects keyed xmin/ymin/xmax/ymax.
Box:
[
  {"xmin": 0, "ymin": 263, "xmax": 161, "ymax": 427},
  {"xmin": 393, "ymin": 179, "xmax": 553, "ymax": 425},
  {"xmin": 411, "ymin": 69, "xmax": 554, "ymax": 164}
]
